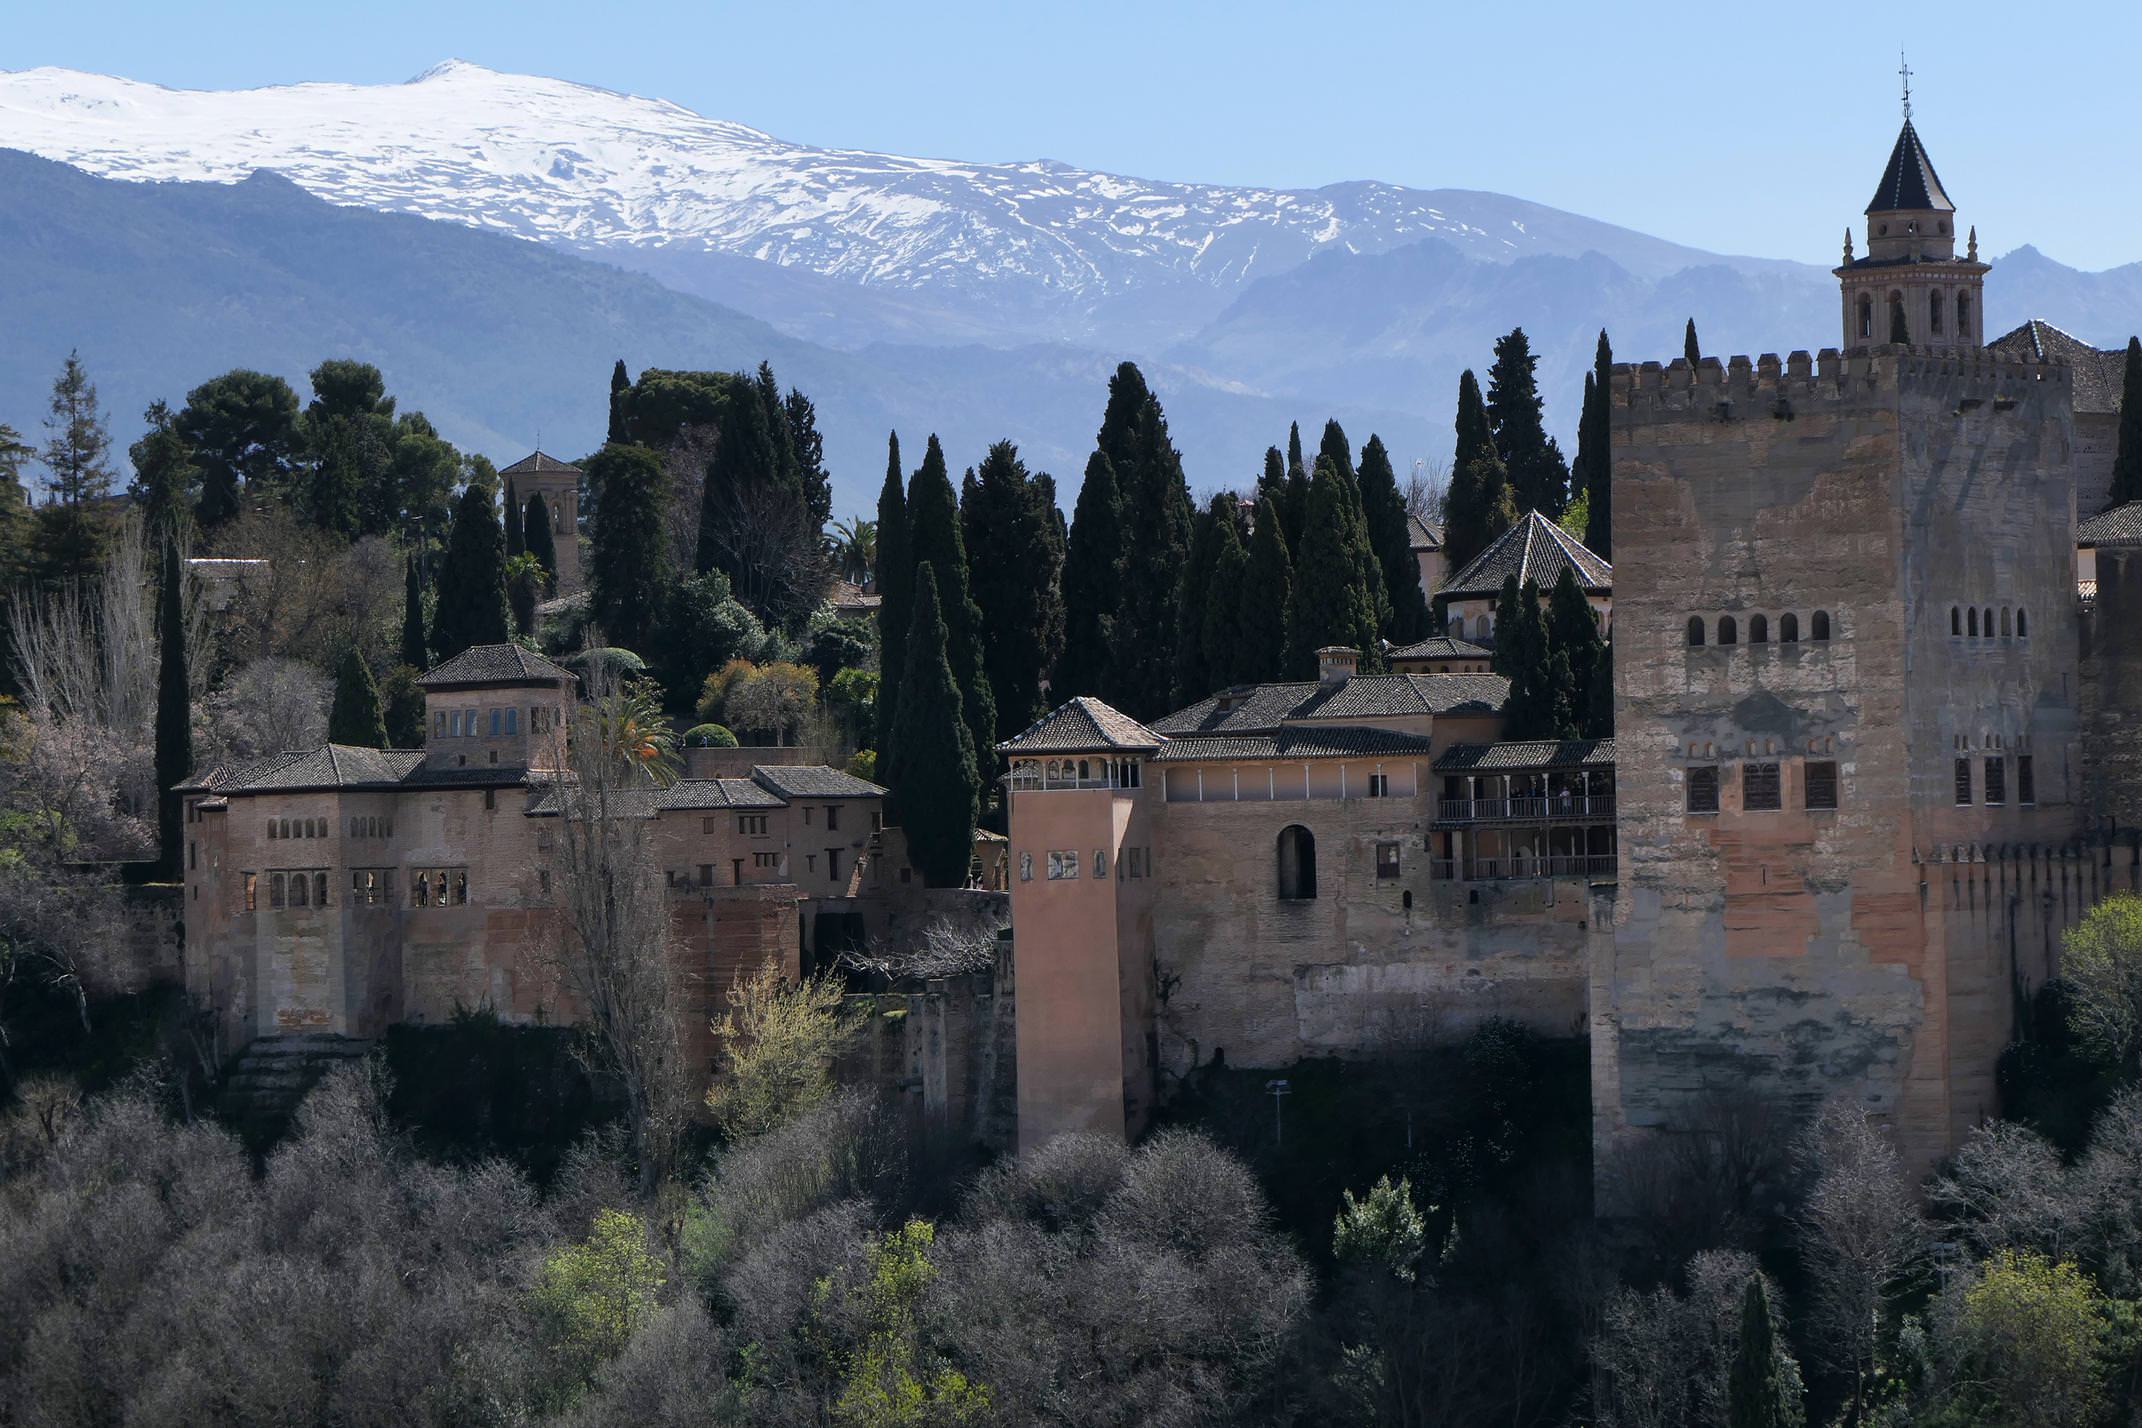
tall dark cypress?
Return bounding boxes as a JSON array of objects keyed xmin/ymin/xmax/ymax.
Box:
[
  {"xmin": 888, "ymin": 563, "xmax": 980, "ymax": 887},
  {"xmin": 401, "ymin": 555, "xmax": 429, "ymax": 669},
  {"xmin": 1200, "ymin": 504, "xmax": 1248, "ymax": 695},
  {"xmin": 1455, "ymin": 369, "xmax": 1495, "ymax": 473},
  {"xmin": 1487, "ymin": 328, "xmax": 1570, "ymax": 519},
  {"xmin": 328, "ymin": 647, "xmax": 388, "ymax": 748},
  {"xmin": 1317, "ymin": 419, "xmax": 1389, "ymax": 638},
  {"xmin": 1358, "ymin": 434, "xmax": 1428, "ymax": 643},
  {"xmin": 1727, "ymin": 1276, "xmax": 1791, "ymax": 1428},
  {"xmin": 696, "ymin": 385, "xmax": 775, "ymax": 575},
  {"xmin": 1110, "ymin": 374, "xmax": 1196, "ymax": 717},
  {"xmin": 1684, "ymin": 318, "xmax": 1701, "ymax": 368},
  {"xmin": 607, "ymin": 359, "xmax": 631, "ymax": 445},
  {"xmin": 430, "ymin": 481, "xmax": 511, "ymax": 662},
  {"xmin": 907, "ymin": 435, "xmax": 997, "ymax": 783},
  {"xmin": 1256, "ymin": 446, "xmax": 1287, "ymax": 526},
  {"xmin": 874, "ymin": 433, "xmax": 912, "ymax": 753},
  {"xmin": 1169, "ymin": 494, "xmax": 1231, "ymax": 708},
  {"xmin": 1444, "ymin": 451, "xmax": 1517, "ymax": 579},
  {"xmin": 1286, "ymin": 457, "xmax": 1383, "ymax": 677},
  {"xmin": 1547, "ymin": 566, "xmax": 1606, "ymax": 738},
  {"xmin": 1057, "ymin": 450, "xmax": 1123, "ymax": 700},
  {"xmin": 1494, "ymin": 576, "xmax": 1572, "ymax": 740},
  {"xmin": 1237, "ymin": 495, "xmax": 1293, "ymax": 686},
  {"xmin": 1580, "ymin": 329, "xmax": 1615, "ymax": 557},
  {"xmin": 585, "ymin": 444, "xmax": 673, "ymax": 652},
  {"xmin": 962, "ymin": 441, "xmax": 1066, "ymax": 742},
  {"xmin": 524, "ymin": 493, "xmax": 558, "ymax": 592},
  {"xmin": 2110, "ymin": 336, "xmax": 2142, "ymax": 509},
  {"xmin": 503, "ymin": 477, "xmax": 524, "ymax": 557},
  {"xmin": 1282, "ymin": 421, "xmax": 1311, "ymax": 555},
  {"xmin": 784, "ymin": 387, "xmax": 833, "ymax": 537},
  {"xmin": 154, "ymin": 527, "xmax": 192, "ymax": 882}
]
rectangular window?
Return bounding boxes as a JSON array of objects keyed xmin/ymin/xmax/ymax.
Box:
[
  {"xmin": 1985, "ymin": 756, "xmax": 2006, "ymax": 806},
  {"xmin": 870, "ymin": 811, "xmax": 883, "ymax": 833},
  {"xmin": 484, "ymin": 789, "xmax": 496, "ymax": 811},
  {"xmin": 698, "ymin": 863, "xmax": 713, "ymax": 886},
  {"xmin": 739, "ymin": 815, "xmax": 768, "ymax": 836},
  {"xmin": 505, "ymin": 708, "xmax": 518, "ymax": 735},
  {"xmin": 803, "ymin": 806, "xmax": 813, "ymax": 826},
  {"xmin": 702, "ymin": 816, "xmax": 717, "ymax": 835},
  {"xmin": 1687, "ymin": 766, "xmax": 1720, "ymax": 814},
  {"xmin": 488, "ymin": 708, "xmax": 501, "ymax": 736},
  {"xmin": 1046, "ymin": 850, "xmax": 1080, "ymax": 880},
  {"xmin": 826, "ymin": 805, "xmax": 840, "ymax": 831},
  {"xmin": 450, "ymin": 711, "xmax": 463, "ymax": 738},
  {"xmin": 1955, "ymin": 758, "xmax": 1973, "ymax": 805},
  {"xmin": 1743, "ymin": 763, "xmax": 1781, "ymax": 811},
  {"xmin": 827, "ymin": 850, "xmax": 841, "ymax": 879},
  {"xmin": 1368, "ymin": 773, "xmax": 1390, "ymax": 798},
  {"xmin": 434, "ymin": 710, "xmax": 446, "ymax": 737},
  {"xmin": 2019, "ymin": 756, "xmax": 2036, "ymax": 806},
  {"xmin": 754, "ymin": 851, "xmax": 780, "ymax": 870},
  {"xmin": 538, "ymin": 869, "xmax": 552, "ymax": 896},
  {"xmin": 1376, "ymin": 842, "xmax": 1401, "ymax": 879},
  {"xmin": 1805, "ymin": 761, "xmax": 1839, "ymax": 811},
  {"xmin": 243, "ymin": 872, "xmax": 258, "ymax": 911},
  {"xmin": 268, "ymin": 819, "xmax": 280, "ymax": 840},
  {"xmin": 189, "ymin": 841, "xmax": 197, "ymax": 870}
]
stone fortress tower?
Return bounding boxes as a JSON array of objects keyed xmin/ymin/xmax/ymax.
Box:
[{"xmin": 1594, "ymin": 101, "xmax": 2129, "ymax": 1182}]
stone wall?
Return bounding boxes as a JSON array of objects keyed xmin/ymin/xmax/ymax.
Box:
[
  {"xmin": 2082, "ymin": 547, "xmax": 2142, "ymax": 828},
  {"xmin": 840, "ymin": 953, "xmax": 1017, "ymax": 1153}
]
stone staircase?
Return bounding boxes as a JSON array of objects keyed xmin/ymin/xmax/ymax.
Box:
[{"xmin": 218, "ymin": 1034, "xmax": 375, "ymax": 1143}]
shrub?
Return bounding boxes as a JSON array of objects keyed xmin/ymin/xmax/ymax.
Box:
[{"xmin": 684, "ymin": 723, "xmax": 738, "ymax": 748}]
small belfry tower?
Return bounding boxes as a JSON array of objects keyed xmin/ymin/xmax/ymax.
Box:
[{"xmin": 1836, "ymin": 64, "xmax": 1988, "ymax": 352}]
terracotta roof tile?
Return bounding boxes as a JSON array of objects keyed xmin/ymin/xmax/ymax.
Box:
[
  {"xmin": 749, "ymin": 765, "xmax": 887, "ymax": 799},
  {"xmin": 416, "ymin": 643, "xmax": 577, "ymax": 688},
  {"xmin": 1441, "ymin": 511, "xmax": 1611, "ymax": 600},
  {"xmin": 499, "ymin": 450, "xmax": 582, "ymax": 476},
  {"xmin": 1433, "ymin": 738, "xmax": 1617, "ymax": 772},
  {"xmin": 996, "ymin": 696, "xmax": 1164, "ymax": 753},
  {"xmin": 1387, "ymin": 635, "xmax": 1492, "ymax": 662}
]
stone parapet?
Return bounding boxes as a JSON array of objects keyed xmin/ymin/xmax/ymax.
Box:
[{"xmin": 1609, "ymin": 344, "xmax": 2070, "ymax": 424}]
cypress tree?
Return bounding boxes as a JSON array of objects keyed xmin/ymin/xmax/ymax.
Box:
[
  {"xmin": 1588, "ymin": 639, "xmax": 1615, "ymax": 737},
  {"xmin": 1256, "ymin": 446, "xmax": 1287, "ymax": 530},
  {"xmin": 1057, "ymin": 450, "xmax": 1123, "ymax": 700},
  {"xmin": 1170, "ymin": 494, "xmax": 1231, "ymax": 707},
  {"xmin": 697, "ymin": 384, "xmax": 776, "ymax": 575},
  {"xmin": 1684, "ymin": 317, "xmax": 1702, "ymax": 368},
  {"xmin": 2109, "ymin": 336, "xmax": 2142, "ymax": 509},
  {"xmin": 328, "ymin": 647, "xmax": 389, "ymax": 748},
  {"xmin": 1727, "ymin": 1277, "xmax": 1791, "ymax": 1428},
  {"xmin": 874, "ymin": 433, "xmax": 912, "ymax": 752},
  {"xmin": 1579, "ymin": 329, "xmax": 1615, "ymax": 557},
  {"xmin": 1112, "ymin": 383, "xmax": 1196, "ymax": 716},
  {"xmin": 401, "ymin": 555, "xmax": 429, "ymax": 669},
  {"xmin": 430, "ymin": 481, "xmax": 511, "ymax": 662},
  {"xmin": 585, "ymin": 444, "xmax": 672, "ymax": 652},
  {"xmin": 524, "ymin": 492, "xmax": 558, "ymax": 592},
  {"xmin": 1237, "ymin": 495, "xmax": 1293, "ymax": 686},
  {"xmin": 1487, "ymin": 328, "xmax": 1571, "ymax": 519},
  {"xmin": 784, "ymin": 386, "xmax": 833, "ymax": 536},
  {"xmin": 154, "ymin": 527, "xmax": 192, "ymax": 882},
  {"xmin": 963, "ymin": 441, "xmax": 1066, "ymax": 742},
  {"xmin": 1201, "ymin": 507, "xmax": 1249, "ymax": 693},
  {"xmin": 1360, "ymin": 434, "xmax": 1430, "ymax": 643},
  {"xmin": 1444, "ymin": 451, "xmax": 1517, "ymax": 578},
  {"xmin": 1454, "ymin": 369, "xmax": 1495, "ymax": 473},
  {"xmin": 503, "ymin": 477, "xmax": 524, "ymax": 557},
  {"xmin": 1286, "ymin": 457, "xmax": 1383, "ymax": 676},
  {"xmin": 1319, "ymin": 419, "xmax": 1389, "ymax": 638},
  {"xmin": 907, "ymin": 435, "xmax": 997, "ymax": 782},
  {"xmin": 1547, "ymin": 566, "xmax": 1606, "ymax": 738},
  {"xmin": 1493, "ymin": 576, "xmax": 1571, "ymax": 740},
  {"xmin": 1282, "ymin": 420, "xmax": 1311, "ymax": 555},
  {"xmin": 607, "ymin": 359, "xmax": 631, "ymax": 445},
  {"xmin": 889, "ymin": 563, "xmax": 980, "ymax": 887}
]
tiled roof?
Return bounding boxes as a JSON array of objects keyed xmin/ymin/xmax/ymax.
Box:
[
  {"xmin": 1387, "ymin": 636, "xmax": 1491, "ymax": 662},
  {"xmin": 189, "ymin": 746, "xmax": 427, "ymax": 793},
  {"xmin": 1433, "ymin": 738, "xmax": 1617, "ymax": 772},
  {"xmin": 1441, "ymin": 511, "xmax": 1611, "ymax": 600},
  {"xmin": 658, "ymin": 779, "xmax": 785, "ymax": 810},
  {"xmin": 1407, "ymin": 513, "xmax": 1443, "ymax": 551},
  {"xmin": 750, "ymin": 765, "xmax": 888, "ymax": 799},
  {"xmin": 2078, "ymin": 500, "xmax": 2142, "ymax": 547},
  {"xmin": 1153, "ymin": 673, "xmax": 1507, "ymax": 735},
  {"xmin": 416, "ymin": 643, "xmax": 577, "ymax": 688},
  {"xmin": 499, "ymin": 450, "xmax": 582, "ymax": 476},
  {"xmin": 997, "ymin": 696, "xmax": 1164, "ymax": 753},
  {"xmin": 1986, "ymin": 320, "xmax": 2126, "ymax": 414},
  {"xmin": 1151, "ymin": 727, "xmax": 1443, "ymax": 762},
  {"xmin": 1866, "ymin": 119, "xmax": 1953, "ymax": 214}
]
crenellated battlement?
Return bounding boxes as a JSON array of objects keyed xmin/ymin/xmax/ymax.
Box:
[{"xmin": 1608, "ymin": 343, "xmax": 2071, "ymax": 420}]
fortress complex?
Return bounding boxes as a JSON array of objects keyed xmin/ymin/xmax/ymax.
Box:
[{"xmin": 1003, "ymin": 111, "xmax": 2142, "ymax": 1179}]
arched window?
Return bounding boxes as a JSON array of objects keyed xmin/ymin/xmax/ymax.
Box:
[
  {"xmin": 1277, "ymin": 825, "xmax": 1317, "ymax": 901},
  {"xmin": 292, "ymin": 873, "xmax": 310, "ymax": 908},
  {"xmin": 1780, "ymin": 613, "xmax": 1799, "ymax": 643},
  {"xmin": 1858, "ymin": 295, "xmax": 1873, "ymax": 340},
  {"xmin": 1474, "ymin": 613, "xmax": 1492, "ymax": 641},
  {"xmin": 1750, "ymin": 614, "xmax": 1769, "ymax": 644},
  {"xmin": 2017, "ymin": 608, "xmax": 2028, "ymax": 638},
  {"xmin": 1968, "ymin": 607, "xmax": 1979, "ymax": 636},
  {"xmin": 1958, "ymin": 293, "xmax": 1972, "ymax": 340},
  {"xmin": 1718, "ymin": 616, "xmax": 1737, "ymax": 646},
  {"xmin": 1687, "ymin": 616, "xmax": 1706, "ymax": 647},
  {"xmin": 1930, "ymin": 290, "xmax": 1944, "ymax": 335},
  {"xmin": 1951, "ymin": 606, "xmax": 1961, "ymax": 636},
  {"xmin": 1888, "ymin": 292, "xmax": 1907, "ymax": 343},
  {"xmin": 2000, "ymin": 607, "xmax": 2011, "ymax": 636},
  {"xmin": 1812, "ymin": 610, "xmax": 1832, "ymax": 641},
  {"xmin": 1983, "ymin": 608, "xmax": 1994, "ymax": 640}
]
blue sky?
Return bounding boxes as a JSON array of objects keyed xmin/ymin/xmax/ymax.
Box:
[{"xmin": 10, "ymin": 0, "xmax": 2141, "ymax": 270}]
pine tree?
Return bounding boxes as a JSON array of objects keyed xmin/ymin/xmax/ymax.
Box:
[
  {"xmin": 328, "ymin": 647, "xmax": 389, "ymax": 748},
  {"xmin": 888, "ymin": 563, "xmax": 980, "ymax": 887},
  {"xmin": 1170, "ymin": 494, "xmax": 1232, "ymax": 706},
  {"xmin": 907, "ymin": 435, "xmax": 997, "ymax": 782},
  {"xmin": 1487, "ymin": 328, "xmax": 1571, "ymax": 518},
  {"xmin": 178, "ymin": 369, "xmax": 303, "ymax": 528},
  {"xmin": 504, "ymin": 477, "xmax": 524, "ymax": 557},
  {"xmin": 1057, "ymin": 450, "xmax": 1124, "ymax": 699},
  {"xmin": 1444, "ymin": 451, "xmax": 1517, "ymax": 578},
  {"xmin": 524, "ymin": 492, "xmax": 558, "ymax": 592},
  {"xmin": 963, "ymin": 440, "xmax": 1066, "ymax": 742},
  {"xmin": 1287, "ymin": 457, "xmax": 1383, "ymax": 676},
  {"xmin": 607, "ymin": 359, "xmax": 631, "ymax": 445},
  {"xmin": 2109, "ymin": 336, "xmax": 2142, "ymax": 509},
  {"xmin": 299, "ymin": 359, "xmax": 396, "ymax": 540},
  {"xmin": 874, "ymin": 433, "xmax": 912, "ymax": 753},
  {"xmin": 1579, "ymin": 330, "xmax": 1615, "ymax": 557},
  {"xmin": 35, "ymin": 351, "xmax": 117, "ymax": 584},
  {"xmin": 1684, "ymin": 317, "xmax": 1702, "ymax": 368},
  {"xmin": 784, "ymin": 386, "xmax": 833, "ymax": 536},
  {"xmin": 1359, "ymin": 434, "xmax": 1429, "ymax": 643},
  {"xmin": 0, "ymin": 424, "xmax": 32, "ymax": 589},
  {"xmin": 401, "ymin": 556, "xmax": 429, "ymax": 670},
  {"xmin": 430, "ymin": 481, "xmax": 511, "ymax": 662},
  {"xmin": 1201, "ymin": 506, "xmax": 1249, "ymax": 693},
  {"xmin": 585, "ymin": 444, "xmax": 672, "ymax": 653},
  {"xmin": 1547, "ymin": 566, "xmax": 1606, "ymax": 738},
  {"xmin": 1727, "ymin": 1277, "xmax": 1792, "ymax": 1428},
  {"xmin": 1236, "ymin": 495, "xmax": 1294, "ymax": 686},
  {"xmin": 128, "ymin": 400, "xmax": 200, "ymax": 536},
  {"xmin": 154, "ymin": 526, "xmax": 192, "ymax": 881}
]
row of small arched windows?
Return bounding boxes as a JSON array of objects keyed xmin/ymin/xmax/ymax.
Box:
[
  {"xmin": 1686, "ymin": 611, "xmax": 1830, "ymax": 648},
  {"xmin": 1951, "ymin": 605, "xmax": 2027, "ymax": 639},
  {"xmin": 1855, "ymin": 290, "xmax": 1972, "ymax": 342}
]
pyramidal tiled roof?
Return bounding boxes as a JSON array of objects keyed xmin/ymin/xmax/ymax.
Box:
[
  {"xmin": 1866, "ymin": 119, "xmax": 1954, "ymax": 214},
  {"xmin": 1986, "ymin": 320, "xmax": 2127, "ymax": 414},
  {"xmin": 1442, "ymin": 511, "xmax": 1612, "ymax": 600},
  {"xmin": 500, "ymin": 450, "xmax": 581, "ymax": 476},
  {"xmin": 1407, "ymin": 513, "xmax": 1443, "ymax": 551},
  {"xmin": 1387, "ymin": 635, "xmax": 1492, "ymax": 662},
  {"xmin": 2078, "ymin": 501, "xmax": 2142, "ymax": 547},
  {"xmin": 996, "ymin": 696, "xmax": 1164, "ymax": 753},
  {"xmin": 416, "ymin": 643, "xmax": 577, "ymax": 688}
]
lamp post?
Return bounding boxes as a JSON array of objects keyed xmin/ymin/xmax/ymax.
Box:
[{"xmin": 1265, "ymin": 1077, "xmax": 1292, "ymax": 1148}]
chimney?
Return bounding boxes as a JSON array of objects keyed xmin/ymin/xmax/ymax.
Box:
[{"xmin": 1316, "ymin": 646, "xmax": 1360, "ymax": 685}]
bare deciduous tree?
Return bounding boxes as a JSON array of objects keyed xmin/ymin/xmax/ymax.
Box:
[
  {"xmin": 838, "ymin": 917, "xmax": 1001, "ymax": 985},
  {"xmin": 1795, "ymin": 1098, "xmax": 1925, "ymax": 1423}
]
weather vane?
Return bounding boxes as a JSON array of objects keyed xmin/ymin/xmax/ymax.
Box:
[{"xmin": 1899, "ymin": 51, "xmax": 1913, "ymax": 121}]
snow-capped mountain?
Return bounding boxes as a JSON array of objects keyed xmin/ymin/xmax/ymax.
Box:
[{"xmin": 0, "ymin": 60, "xmax": 1802, "ymax": 347}]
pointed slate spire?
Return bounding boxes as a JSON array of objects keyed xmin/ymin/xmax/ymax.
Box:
[{"xmin": 1866, "ymin": 119, "xmax": 1954, "ymax": 215}]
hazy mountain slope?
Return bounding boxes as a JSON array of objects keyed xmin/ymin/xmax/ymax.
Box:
[
  {"xmin": 0, "ymin": 150, "xmax": 1439, "ymax": 513},
  {"xmin": 1984, "ymin": 246, "xmax": 2142, "ymax": 348},
  {"xmin": 0, "ymin": 61, "xmax": 1818, "ymax": 349}
]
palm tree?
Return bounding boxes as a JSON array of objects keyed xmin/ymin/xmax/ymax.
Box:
[{"xmin": 828, "ymin": 516, "xmax": 877, "ymax": 588}]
